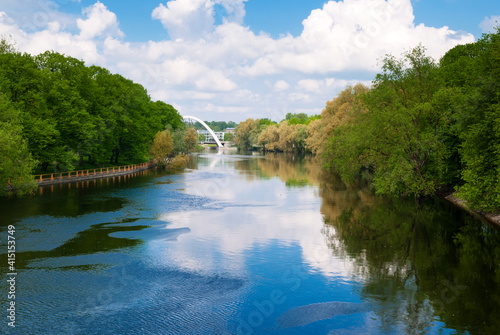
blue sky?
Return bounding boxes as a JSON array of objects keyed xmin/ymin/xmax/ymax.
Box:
[
  {"xmin": 47, "ymin": 0, "xmax": 498, "ymax": 41},
  {"xmin": 0, "ymin": 0, "xmax": 498, "ymax": 121}
]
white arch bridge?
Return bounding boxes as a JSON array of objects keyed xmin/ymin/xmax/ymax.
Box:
[{"xmin": 182, "ymin": 115, "xmax": 224, "ymax": 148}]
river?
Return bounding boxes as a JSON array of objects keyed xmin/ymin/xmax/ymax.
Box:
[{"xmin": 1, "ymin": 151, "xmax": 499, "ymax": 334}]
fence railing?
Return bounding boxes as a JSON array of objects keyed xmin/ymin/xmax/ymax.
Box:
[{"xmin": 34, "ymin": 162, "xmax": 154, "ymax": 183}]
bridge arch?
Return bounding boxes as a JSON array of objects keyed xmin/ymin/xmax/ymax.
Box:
[{"xmin": 182, "ymin": 115, "xmax": 223, "ymax": 148}]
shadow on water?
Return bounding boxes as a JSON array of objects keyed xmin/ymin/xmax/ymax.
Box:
[
  {"xmin": 0, "ymin": 168, "xmax": 188, "ymax": 222},
  {"xmin": 0, "ymin": 220, "xmax": 149, "ymax": 271},
  {"xmin": 0, "ymin": 168, "xmax": 188, "ymax": 272}
]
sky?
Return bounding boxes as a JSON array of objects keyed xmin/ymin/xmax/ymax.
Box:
[{"xmin": 0, "ymin": 0, "xmax": 498, "ymax": 122}]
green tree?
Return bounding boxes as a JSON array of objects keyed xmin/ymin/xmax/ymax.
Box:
[
  {"xmin": 450, "ymin": 30, "xmax": 500, "ymax": 210},
  {"xmin": 151, "ymin": 101, "xmax": 184, "ymax": 130},
  {"xmin": 285, "ymin": 113, "xmax": 308, "ymax": 124},
  {"xmin": 224, "ymin": 132, "xmax": 234, "ymax": 141},
  {"xmin": 0, "ymin": 37, "xmax": 16, "ymax": 54},
  {"xmin": 35, "ymin": 51, "xmax": 95, "ymax": 168},
  {"xmin": 0, "ymin": 38, "xmax": 185, "ymax": 192},
  {"xmin": 0, "ymin": 93, "xmax": 37, "ymax": 195},
  {"xmin": 0, "ymin": 51, "xmax": 72, "ymax": 171},
  {"xmin": 171, "ymin": 126, "xmax": 187, "ymax": 154},
  {"xmin": 327, "ymin": 46, "xmax": 448, "ymax": 197}
]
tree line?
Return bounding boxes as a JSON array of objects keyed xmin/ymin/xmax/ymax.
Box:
[
  {"xmin": 234, "ymin": 29, "xmax": 500, "ymax": 211},
  {"xmin": 0, "ymin": 39, "xmax": 188, "ymax": 196},
  {"xmin": 193, "ymin": 120, "xmax": 237, "ymax": 132}
]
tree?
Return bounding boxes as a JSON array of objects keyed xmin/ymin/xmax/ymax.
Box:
[
  {"xmin": 0, "ymin": 38, "xmax": 187, "ymax": 197},
  {"xmin": 151, "ymin": 101, "xmax": 184, "ymax": 130},
  {"xmin": 0, "ymin": 93, "xmax": 37, "ymax": 195},
  {"xmin": 257, "ymin": 124, "xmax": 279, "ymax": 151},
  {"xmin": 184, "ymin": 128, "xmax": 199, "ymax": 152},
  {"xmin": 285, "ymin": 113, "xmax": 309, "ymax": 125},
  {"xmin": 327, "ymin": 46, "xmax": 448, "ymax": 197},
  {"xmin": 450, "ymin": 30, "xmax": 500, "ymax": 210},
  {"xmin": 277, "ymin": 122, "xmax": 299, "ymax": 152},
  {"xmin": 35, "ymin": 51, "xmax": 95, "ymax": 168},
  {"xmin": 306, "ymin": 84, "xmax": 369, "ymax": 156},
  {"xmin": 149, "ymin": 130, "xmax": 173, "ymax": 168},
  {"xmin": 235, "ymin": 118, "xmax": 260, "ymax": 151},
  {"xmin": 0, "ymin": 37, "xmax": 16, "ymax": 54}
]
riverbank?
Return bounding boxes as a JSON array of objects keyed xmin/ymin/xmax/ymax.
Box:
[
  {"xmin": 36, "ymin": 162, "xmax": 156, "ymax": 186},
  {"xmin": 445, "ymin": 193, "xmax": 500, "ymax": 228}
]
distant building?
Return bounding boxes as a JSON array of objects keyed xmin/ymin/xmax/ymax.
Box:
[
  {"xmin": 197, "ymin": 130, "xmax": 225, "ymax": 143},
  {"xmin": 225, "ymin": 128, "xmax": 236, "ymax": 134}
]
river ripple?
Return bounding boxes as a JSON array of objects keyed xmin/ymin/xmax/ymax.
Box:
[{"xmin": 0, "ymin": 151, "xmax": 499, "ymax": 334}]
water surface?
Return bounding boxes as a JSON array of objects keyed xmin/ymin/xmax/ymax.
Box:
[{"xmin": 0, "ymin": 151, "xmax": 499, "ymax": 334}]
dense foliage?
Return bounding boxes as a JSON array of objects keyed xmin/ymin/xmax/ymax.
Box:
[
  {"xmin": 0, "ymin": 41, "xmax": 184, "ymax": 195},
  {"xmin": 0, "ymin": 92, "xmax": 37, "ymax": 195},
  {"xmin": 234, "ymin": 114, "xmax": 316, "ymax": 153},
  {"xmin": 327, "ymin": 45, "xmax": 449, "ymax": 197},
  {"xmin": 233, "ymin": 30, "xmax": 500, "ymax": 210},
  {"xmin": 326, "ymin": 31, "xmax": 500, "ymax": 210}
]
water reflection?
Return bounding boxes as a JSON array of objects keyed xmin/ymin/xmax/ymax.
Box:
[
  {"xmin": 319, "ymin": 169, "xmax": 500, "ymax": 334},
  {"xmin": 163, "ymin": 152, "xmax": 500, "ymax": 334},
  {"xmin": 0, "ymin": 152, "xmax": 498, "ymax": 334},
  {"xmin": 207, "ymin": 152, "xmax": 500, "ymax": 334}
]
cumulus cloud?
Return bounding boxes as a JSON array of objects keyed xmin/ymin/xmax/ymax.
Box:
[
  {"xmin": 0, "ymin": 0, "xmax": 477, "ymax": 121},
  {"xmin": 152, "ymin": 0, "xmax": 215, "ymax": 40},
  {"xmin": 241, "ymin": 0, "xmax": 474, "ymax": 75},
  {"xmin": 479, "ymin": 15, "xmax": 500, "ymax": 33},
  {"xmin": 77, "ymin": 2, "xmax": 123, "ymax": 39},
  {"xmin": 151, "ymin": 0, "xmax": 248, "ymax": 41}
]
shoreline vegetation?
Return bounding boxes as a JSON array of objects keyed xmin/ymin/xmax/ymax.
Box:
[
  {"xmin": 2, "ymin": 29, "xmax": 500, "ymax": 226},
  {"xmin": 0, "ymin": 38, "xmax": 197, "ymax": 197},
  {"xmin": 232, "ymin": 30, "xmax": 500, "ymax": 225}
]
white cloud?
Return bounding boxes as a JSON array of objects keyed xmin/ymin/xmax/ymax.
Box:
[
  {"xmin": 77, "ymin": 2, "xmax": 123, "ymax": 39},
  {"xmin": 151, "ymin": 0, "xmax": 248, "ymax": 41},
  {"xmin": 0, "ymin": 0, "xmax": 477, "ymax": 121},
  {"xmin": 274, "ymin": 80, "xmax": 290, "ymax": 92},
  {"xmin": 195, "ymin": 71, "xmax": 238, "ymax": 92},
  {"xmin": 216, "ymin": 0, "xmax": 247, "ymax": 24},
  {"xmin": 152, "ymin": 0, "xmax": 215, "ymax": 41},
  {"xmin": 297, "ymin": 79, "xmax": 322, "ymax": 93},
  {"xmin": 479, "ymin": 15, "xmax": 500, "ymax": 33},
  {"xmin": 247, "ymin": 0, "xmax": 473, "ymax": 74}
]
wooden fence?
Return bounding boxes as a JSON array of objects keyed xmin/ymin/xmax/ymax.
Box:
[{"xmin": 33, "ymin": 162, "xmax": 154, "ymax": 183}]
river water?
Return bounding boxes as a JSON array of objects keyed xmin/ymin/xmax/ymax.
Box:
[{"xmin": 1, "ymin": 151, "xmax": 499, "ymax": 335}]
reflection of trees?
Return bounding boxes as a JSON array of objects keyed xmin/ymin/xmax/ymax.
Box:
[
  {"xmin": 230, "ymin": 153, "xmax": 499, "ymax": 334},
  {"xmin": 252, "ymin": 153, "xmax": 324, "ymax": 186},
  {"xmin": 232, "ymin": 153, "xmax": 324, "ymax": 184},
  {"xmin": 320, "ymin": 181, "xmax": 500, "ymax": 335}
]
